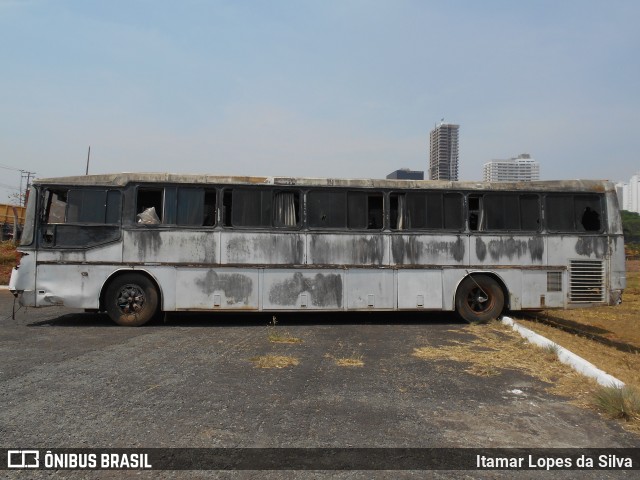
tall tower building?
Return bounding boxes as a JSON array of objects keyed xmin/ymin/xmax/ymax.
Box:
[{"xmin": 429, "ymin": 123, "xmax": 459, "ymax": 180}]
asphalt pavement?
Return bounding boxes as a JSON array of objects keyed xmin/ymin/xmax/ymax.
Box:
[{"xmin": 0, "ymin": 290, "xmax": 637, "ymax": 479}]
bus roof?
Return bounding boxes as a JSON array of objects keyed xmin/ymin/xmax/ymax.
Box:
[{"xmin": 32, "ymin": 173, "xmax": 614, "ymax": 193}]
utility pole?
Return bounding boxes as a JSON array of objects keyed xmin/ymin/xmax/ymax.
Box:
[
  {"xmin": 19, "ymin": 170, "xmax": 36, "ymax": 207},
  {"xmin": 86, "ymin": 145, "xmax": 91, "ymax": 175}
]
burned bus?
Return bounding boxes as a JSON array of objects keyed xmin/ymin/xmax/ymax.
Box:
[{"xmin": 10, "ymin": 173, "xmax": 625, "ymax": 326}]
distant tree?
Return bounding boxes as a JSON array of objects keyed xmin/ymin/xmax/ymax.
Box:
[
  {"xmin": 620, "ymin": 210, "xmax": 640, "ymax": 253},
  {"xmin": 7, "ymin": 191, "xmax": 26, "ymax": 207}
]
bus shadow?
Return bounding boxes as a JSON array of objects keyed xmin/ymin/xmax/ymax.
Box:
[
  {"xmin": 27, "ymin": 310, "xmax": 466, "ymax": 328},
  {"xmin": 518, "ymin": 312, "xmax": 640, "ymax": 355}
]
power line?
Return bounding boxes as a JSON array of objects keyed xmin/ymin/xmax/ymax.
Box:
[{"xmin": 0, "ymin": 163, "xmax": 24, "ymax": 172}]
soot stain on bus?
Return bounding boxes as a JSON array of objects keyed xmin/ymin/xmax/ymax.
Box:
[
  {"xmin": 135, "ymin": 230, "xmax": 163, "ymax": 257},
  {"xmin": 575, "ymin": 237, "xmax": 608, "ymax": 258},
  {"xmin": 309, "ymin": 236, "xmax": 386, "ymax": 265},
  {"xmin": 268, "ymin": 272, "xmax": 343, "ymax": 307},
  {"xmin": 391, "ymin": 236, "xmax": 465, "ymax": 264},
  {"xmin": 195, "ymin": 270, "xmax": 253, "ymax": 304},
  {"xmin": 475, "ymin": 237, "xmax": 544, "ymax": 262}
]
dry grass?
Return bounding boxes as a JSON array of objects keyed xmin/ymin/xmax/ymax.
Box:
[
  {"xmin": 324, "ymin": 352, "xmax": 365, "ymax": 367},
  {"xmin": 249, "ymin": 355, "xmax": 299, "ymax": 369},
  {"xmin": 593, "ymin": 386, "xmax": 640, "ymax": 421},
  {"xmin": 413, "ymin": 322, "xmax": 640, "ymax": 430},
  {"xmin": 268, "ymin": 331, "xmax": 303, "ymax": 344},
  {"xmin": 267, "ymin": 316, "xmax": 303, "ymax": 344},
  {"xmin": 512, "ymin": 261, "xmax": 640, "ymax": 390},
  {"xmin": 335, "ymin": 356, "xmax": 365, "ymax": 367},
  {"xmin": 413, "ymin": 322, "xmax": 588, "ymax": 393},
  {"xmin": 0, "ymin": 241, "xmax": 18, "ymax": 285},
  {"xmin": 508, "ymin": 259, "xmax": 640, "ymax": 430}
]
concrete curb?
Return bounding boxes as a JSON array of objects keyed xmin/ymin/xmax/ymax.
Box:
[{"xmin": 501, "ymin": 316, "xmax": 625, "ymax": 389}]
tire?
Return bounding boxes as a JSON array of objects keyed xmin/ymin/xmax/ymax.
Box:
[
  {"xmin": 104, "ymin": 273, "xmax": 159, "ymax": 326},
  {"xmin": 455, "ymin": 274, "xmax": 504, "ymax": 324}
]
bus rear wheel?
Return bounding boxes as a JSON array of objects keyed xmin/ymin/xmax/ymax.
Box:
[
  {"xmin": 105, "ymin": 274, "xmax": 159, "ymax": 326},
  {"xmin": 455, "ymin": 275, "xmax": 504, "ymax": 324}
]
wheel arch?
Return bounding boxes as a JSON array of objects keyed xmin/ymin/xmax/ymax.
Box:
[
  {"xmin": 453, "ymin": 270, "xmax": 511, "ymax": 311},
  {"xmin": 99, "ymin": 268, "xmax": 164, "ymax": 313}
]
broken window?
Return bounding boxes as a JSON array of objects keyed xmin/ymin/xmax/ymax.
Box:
[
  {"xmin": 347, "ymin": 192, "xmax": 383, "ymax": 230},
  {"xmin": 136, "ymin": 186, "xmax": 216, "ymax": 227},
  {"xmin": 468, "ymin": 195, "xmax": 483, "ymax": 231},
  {"xmin": 43, "ymin": 188, "xmax": 122, "ymax": 225},
  {"xmin": 42, "ymin": 189, "xmax": 68, "ymax": 224},
  {"xmin": 41, "ymin": 187, "xmax": 122, "ymax": 247},
  {"xmin": 575, "ymin": 195, "xmax": 602, "ymax": 232},
  {"xmin": 546, "ymin": 194, "xmax": 603, "ymax": 232},
  {"xmin": 137, "ymin": 188, "xmax": 163, "ymax": 224}
]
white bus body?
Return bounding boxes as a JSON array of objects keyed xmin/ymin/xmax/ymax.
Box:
[{"xmin": 10, "ymin": 174, "xmax": 625, "ymax": 326}]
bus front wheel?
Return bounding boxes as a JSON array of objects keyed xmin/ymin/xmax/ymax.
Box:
[
  {"xmin": 105, "ymin": 274, "xmax": 159, "ymax": 326},
  {"xmin": 455, "ymin": 275, "xmax": 504, "ymax": 324}
]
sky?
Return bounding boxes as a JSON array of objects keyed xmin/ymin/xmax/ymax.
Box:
[{"xmin": 1, "ymin": 0, "xmax": 639, "ymax": 202}]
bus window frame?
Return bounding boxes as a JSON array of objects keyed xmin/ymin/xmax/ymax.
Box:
[
  {"xmin": 222, "ymin": 186, "xmax": 302, "ymax": 231},
  {"xmin": 306, "ymin": 188, "xmax": 385, "ymax": 232},
  {"xmin": 544, "ymin": 193, "xmax": 606, "ymax": 234},
  {"xmin": 38, "ymin": 185, "xmax": 123, "ymax": 249},
  {"xmin": 389, "ymin": 190, "xmax": 464, "ymax": 233},
  {"xmin": 476, "ymin": 192, "xmax": 542, "ymax": 233}
]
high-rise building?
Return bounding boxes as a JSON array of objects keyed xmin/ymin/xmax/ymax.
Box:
[
  {"xmin": 482, "ymin": 154, "xmax": 540, "ymax": 182},
  {"xmin": 386, "ymin": 168, "xmax": 424, "ymax": 180},
  {"xmin": 629, "ymin": 173, "xmax": 640, "ymax": 213},
  {"xmin": 429, "ymin": 123, "xmax": 459, "ymax": 180},
  {"xmin": 615, "ymin": 182, "xmax": 628, "ymax": 210},
  {"xmin": 615, "ymin": 173, "xmax": 640, "ymax": 213}
]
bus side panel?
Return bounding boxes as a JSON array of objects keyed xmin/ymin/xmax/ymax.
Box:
[
  {"xmin": 221, "ymin": 232, "xmax": 304, "ymax": 265},
  {"xmin": 176, "ymin": 268, "xmax": 259, "ymax": 310},
  {"xmin": 521, "ymin": 271, "xmax": 565, "ymax": 308},
  {"xmin": 307, "ymin": 234, "xmax": 388, "ymax": 266},
  {"xmin": 35, "ymin": 242, "xmax": 123, "ymax": 308},
  {"xmin": 397, "ymin": 270, "xmax": 443, "ymax": 309},
  {"xmin": 35, "ymin": 264, "xmax": 116, "ymax": 309},
  {"xmin": 122, "ymin": 230, "xmax": 219, "ymax": 264},
  {"xmin": 347, "ymin": 269, "xmax": 394, "ymax": 310},
  {"xmin": 262, "ymin": 269, "xmax": 344, "ymax": 310}
]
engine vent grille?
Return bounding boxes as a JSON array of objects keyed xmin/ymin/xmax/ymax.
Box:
[{"xmin": 569, "ymin": 260, "xmax": 604, "ymax": 303}]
